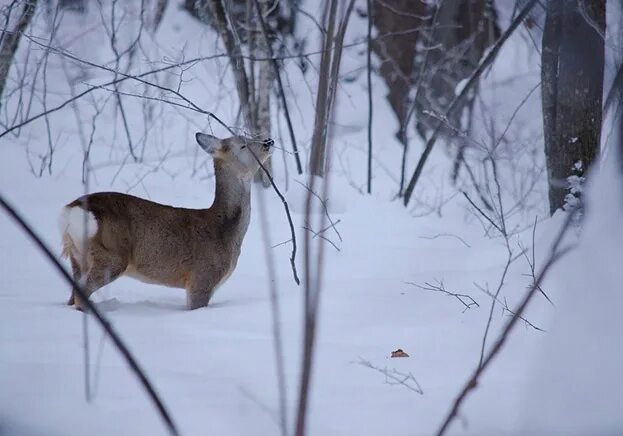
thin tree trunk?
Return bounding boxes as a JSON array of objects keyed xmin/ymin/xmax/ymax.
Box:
[
  {"xmin": 295, "ymin": 5, "xmax": 356, "ymax": 434},
  {"xmin": 366, "ymin": 0, "xmax": 373, "ymax": 194},
  {"xmin": 253, "ymin": 0, "xmax": 274, "ymax": 186},
  {"xmin": 0, "ymin": 0, "xmax": 38, "ymax": 110},
  {"xmin": 207, "ymin": 0, "xmax": 252, "ymax": 128},
  {"xmin": 308, "ymin": 0, "xmax": 355, "ymax": 177},
  {"xmin": 542, "ymin": 0, "xmax": 606, "ymax": 214},
  {"xmin": 151, "ymin": 0, "xmax": 168, "ymax": 33},
  {"xmin": 541, "ymin": 0, "xmax": 562, "ymax": 213},
  {"xmin": 252, "ymin": 0, "xmax": 304, "ymax": 175},
  {"xmin": 308, "ymin": 0, "xmax": 338, "ymax": 177}
]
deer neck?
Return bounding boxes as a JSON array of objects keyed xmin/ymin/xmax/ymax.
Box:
[{"xmin": 210, "ymin": 162, "xmax": 252, "ymax": 237}]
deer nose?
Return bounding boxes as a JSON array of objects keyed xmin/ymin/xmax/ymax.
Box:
[{"xmin": 262, "ymin": 138, "xmax": 274, "ymax": 150}]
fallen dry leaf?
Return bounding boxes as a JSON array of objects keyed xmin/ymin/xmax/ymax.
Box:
[{"xmin": 391, "ymin": 348, "xmax": 409, "ymax": 358}]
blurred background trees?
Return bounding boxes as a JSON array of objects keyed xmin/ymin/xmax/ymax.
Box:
[
  {"xmin": 542, "ymin": 0, "xmax": 606, "ymax": 214},
  {"xmin": 0, "ymin": 0, "xmax": 617, "ymax": 214}
]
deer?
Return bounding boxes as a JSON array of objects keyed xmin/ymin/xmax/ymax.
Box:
[{"xmin": 58, "ymin": 132, "xmax": 273, "ymax": 310}]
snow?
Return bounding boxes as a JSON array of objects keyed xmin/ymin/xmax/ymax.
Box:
[{"xmin": 1, "ymin": 1, "xmax": 622, "ymax": 435}]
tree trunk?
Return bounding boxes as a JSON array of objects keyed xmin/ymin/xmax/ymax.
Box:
[
  {"xmin": 59, "ymin": 0, "xmax": 85, "ymax": 12},
  {"xmin": 371, "ymin": 0, "xmax": 426, "ymax": 144},
  {"xmin": 206, "ymin": 0, "xmax": 252, "ymax": 128},
  {"xmin": 542, "ymin": 0, "xmax": 606, "ymax": 214},
  {"xmin": 0, "ymin": 0, "xmax": 38, "ymax": 110},
  {"xmin": 253, "ymin": 0, "xmax": 274, "ymax": 186},
  {"xmin": 308, "ymin": 0, "xmax": 338, "ymax": 177}
]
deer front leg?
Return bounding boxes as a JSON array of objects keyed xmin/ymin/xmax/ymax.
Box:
[{"xmin": 186, "ymin": 275, "xmax": 218, "ymax": 310}]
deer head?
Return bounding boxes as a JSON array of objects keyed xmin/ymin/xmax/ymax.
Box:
[{"xmin": 195, "ymin": 133, "xmax": 273, "ymax": 180}]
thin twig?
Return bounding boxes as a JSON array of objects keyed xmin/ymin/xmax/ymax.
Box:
[
  {"xmin": 462, "ymin": 191, "xmax": 504, "ymax": 235},
  {"xmin": 295, "ymin": 180, "xmax": 342, "ymax": 242},
  {"xmin": 418, "ymin": 233, "xmax": 471, "ymax": 248},
  {"xmin": 0, "ymin": 51, "xmax": 230, "ymax": 139},
  {"xmin": 356, "ymin": 358, "xmax": 424, "ymax": 395},
  {"xmin": 408, "ymin": 280, "xmax": 479, "ymax": 313},
  {"xmin": 518, "ymin": 216, "xmax": 554, "ymax": 305},
  {"xmin": 302, "ymin": 222, "xmax": 340, "ymax": 252},
  {"xmin": 475, "ymin": 281, "xmax": 545, "ymax": 332},
  {"xmin": 246, "ymin": 142, "xmax": 301, "ymax": 285}
]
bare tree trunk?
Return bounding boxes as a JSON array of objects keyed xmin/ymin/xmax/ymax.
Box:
[
  {"xmin": 366, "ymin": 0, "xmax": 373, "ymax": 194},
  {"xmin": 542, "ymin": 0, "xmax": 606, "ymax": 214},
  {"xmin": 151, "ymin": 0, "xmax": 169, "ymax": 32},
  {"xmin": 619, "ymin": 67, "xmax": 623, "ymax": 173},
  {"xmin": 0, "ymin": 0, "xmax": 38, "ymax": 110},
  {"xmin": 59, "ymin": 0, "xmax": 85, "ymax": 12},
  {"xmin": 307, "ymin": 0, "xmax": 355, "ymax": 178},
  {"xmin": 308, "ymin": 0, "xmax": 338, "ymax": 177},
  {"xmin": 371, "ymin": 0, "xmax": 426, "ymax": 144},
  {"xmin": 206, "ymin": 0, "xmax": 252, "ymax": 128},
  {"xmin": 541, "ymin": 0, "xmax": 562, "ymax": 211},
  {"xmin": 295, "ymin": 5, "xmax": 356, "ymax": 434},
  {"xmin": 253, "ymin": 0, "xmax": 274, "ymax": 185}
]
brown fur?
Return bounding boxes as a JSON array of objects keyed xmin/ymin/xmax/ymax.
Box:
[{"xmin": 60, "ymin": 134, "xmax": 272, "ymax": 310}]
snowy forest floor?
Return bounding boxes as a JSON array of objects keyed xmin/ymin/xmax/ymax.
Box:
[
  {"xmin": 2, "ymin": 138, "xmax": 622, "ymax": 435},
  {"xmin": 1, "ymin": 1, "xmax": 623, "ymax": 435}
]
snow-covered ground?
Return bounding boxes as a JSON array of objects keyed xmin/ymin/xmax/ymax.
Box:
[{"xmin": 1, "ymin": 2, "xmax": 622, "ymax": 435}]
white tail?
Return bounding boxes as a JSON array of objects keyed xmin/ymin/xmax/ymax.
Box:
[{"xmin": 59, "ymin": 205, "xmax": 98, "ymax": 260}]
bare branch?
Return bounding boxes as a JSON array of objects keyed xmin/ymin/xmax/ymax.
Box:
[
  {"xmin": 436, "ymin": 210, "xmax": 577, "ymax": 435},
  {"xmin": 462, "ymin": 191, "xmax": 504, "ymax": 235},
  {"xmin": 418, "ymin": 232, "xmax": 471, "ymax": 248},
  {"xmin": 474, "ymin": 283, "xmax": 544, "ymax": 332},
  {"xmin": 295, "ymin": 180, "xmax": 342, "ymax": 242},
  {"xmin": 0, "ymin": 52, "xmax": 230, "ymax": 139},
  {"xmin": 408, "ymin": 280, "xmax": 479, "ymax": 313},
  {"xmin": 302, "ymin": 221, "xmax": 340, "ymax": 252},
  {"xmin": 356, "ymin": 358, "xmax": 424, "ymax": 395}
]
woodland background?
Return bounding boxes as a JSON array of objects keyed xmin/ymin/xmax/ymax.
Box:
[{"xmin": 1, "ymin": 1, "xmax": 622, "ymax": 435}]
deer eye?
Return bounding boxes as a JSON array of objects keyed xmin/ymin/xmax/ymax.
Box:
[{"xmin": 240, "ymin": 145, "xmax": 247, "ymax": 150}]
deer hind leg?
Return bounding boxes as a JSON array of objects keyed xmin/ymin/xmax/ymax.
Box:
[
  {"xmin": 73, "ymin": 243, "xmax": 127, "ymax": 311},
  {"xmin": 67, "ymin": 254, "xmax": 84, "ymax": 306}
]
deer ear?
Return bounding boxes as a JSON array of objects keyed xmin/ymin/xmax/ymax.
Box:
[{"xmin": 195, "ymin": 133, "xmax": 221, "ymax": 154}]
